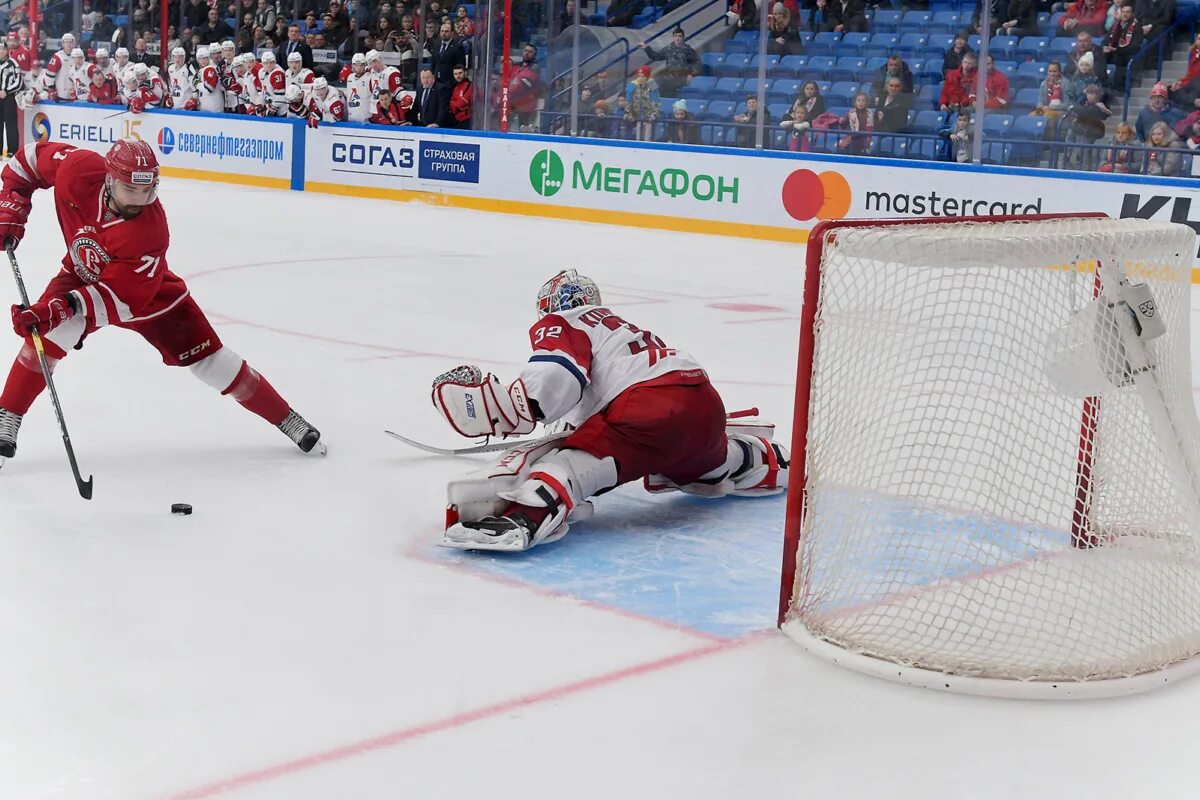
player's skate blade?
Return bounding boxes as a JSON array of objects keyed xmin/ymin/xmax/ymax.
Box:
[
  {"xmin": 0, "ymin": 408, "xmax": 22, "ymax": 459},
  {"xmin": 278, "ymin": 409, "xmax": 327, "ymax": 456},
  {"xmin": 441, "ymin": 513, "xmax": 568, "ymax": 552}
]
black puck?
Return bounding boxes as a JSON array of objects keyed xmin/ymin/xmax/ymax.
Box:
[{"xmin": 171, "ymin": 503, "xmax": 193, "ymax": 516}]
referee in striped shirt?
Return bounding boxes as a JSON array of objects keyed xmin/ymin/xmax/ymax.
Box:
[{"xmin": 0, "ymin": 42, "xmax": 20, "ymax": 159}]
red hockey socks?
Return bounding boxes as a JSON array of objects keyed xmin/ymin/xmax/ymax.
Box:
[
  {"xmin": 222, "ymin": 362, "xmax": 290, "ymax": 426},
  {"xmin": 0, "ymin": 344, "xmax": 53, "ymax": 415}
]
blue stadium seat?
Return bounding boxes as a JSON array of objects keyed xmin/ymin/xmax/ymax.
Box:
[
  {"xmin": 981, "ymin": 141, "xmax": 1013, "ymax": 164},
  {"xmin": 931, "ymin": 10, "xmax": 962, "ymax": 29},
  {"xmin": 799, "ymin": 31, "xmax": 815, "ymax": 48},
  {"xmin": 766, "ymin": 89, "xmax": 791, "ymax": 106},
  {"xmin": 733, "ymin": 29, "xmax": 759, "ymax": 43},
  {"xmin": 810, "ymin": 32, "xmax": 843, "ymax": 55},
  {"xmin": 898, "ymin": 33, "xmax": 928, "ymax": 58},
  {"xmin": 701, "ymin": 52, "xmax": 725, "ymax": 75},
  {"xmin": 841, "ymin": 32, "xmax": 872, "ymax": 52},
  {"xmin": 768, "ymin": 102, "xmax": 791, "ymax": 120},
  {"xmin": 990, "ymin": 36, "xmax": 1019, "ymax": 59},
  {"xmin": 857, "ymin": 80, "xmax": 874, "ymax": 96},
  {"xmin": 746, "ymin": 54, "xmax": 781, "ymax": 77},
  {"xmin": 776, "ymin": 55, "xmax": 808, "ymax": 77},
  {"xmin": 704, "ymin": 100, "xmax": 736, "ymax": 120},
  {"xmin": 1017, "ymin": 60, "xmax": 1048, "ymax": 80},
  {"xmin": 995, "ymin": 60, "xmax": 1018, "ymax": 77},
  {"xmin": 680, "ymin": 76, "xmax": 716, "ymax": 99},
  {"xmin": 982, "ymin": 114, "xmax": 1015, "ymax": 137},
  {"xmin": 1048, "ymin": 12, "xmax": 1067, "ymax": 32},
  {"xmin": 872, "ymin": 9, "xmax": 903, "ymax": 31},
  {"xmin": 713, "ymin": 77, "xmax": 744, "ymax": 99},
  {"xmin": 1011, "ymin": 115, "xmax": 1046, "ymax": 164},
  {"xmin": 831, "ymin": 56, "xmax": 866, "ymax": 81},
  {"xmin": 685, "ymin": 99, "xmax": 709, "ymax": 117},
  {"xmin": 1009, "ymin": 74, "xmax": 1040, "ymax": 93},
  {"xmin": 774, "ymin": 78, "xmax": 805, "ymax": 98},
  {"xmin": 808, "ymin": 55, "xmax": 838, "ymax": 74},
  {"xmin": 919, "ymin": 83, "xmax": 941, "ymax": 108},
  {"xmin": 899, "ymin": 11, "xmax": 932, "ymax": 32},
  {"xmin": 1048, "ymin": 37, "xmax": 1075, "ymax": 59},
  {"xmin": 716, "ymin": 55, "xmax": 752, "ymax": 78},
  {"xmin": 968, "ymin": 34, "xmax": 983, "ymax": 51},
  {"xmin": 113, "ymin": 14, "xmax": 129, "ymax": 25},
  {"xmin": 912, "ymin": 138, "xmax": 946, "ymax": 159},
  {"xmin": 1036, "ymin": 11, "xmax": 1050, "ymax": 30},
  {"xmin": 817, "ymin": 80, "xmax": 833, "ymax": 93},
  {"xmin": 658, "ymin": 97, "xmax": 680, "ymax": 118},
  {"xmin": 865, "ymin": 56, "xmax": 889, "ymax": 74},
  {"xmin": 741, "ymin": 77, "xmax": 763, "ymax": 97},
  {"xmin": 911, "ymin": 109, "xmax": 948, "ymax": 132},
  {"xmin": 875, "ymin": 135, "xmax": 912, "ymax": 157},
  {"xmin": 1012, "ymin": 87, "xmax": 1041, "ymax": 111},
  {"xmin": 1015, "ymin": 36, "xmax": 1050, "ymax": 62},
  {"xmin": 868, "ymin": 32, "xmax": 901, "ymax": 54},
  {"xmin": 831, "ymin": 80, "xmax": 861, "ymax": 100}
]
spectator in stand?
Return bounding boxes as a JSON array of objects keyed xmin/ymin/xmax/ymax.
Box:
[
  {"xmin": 1066, "ymin": 82, "xmax": 1112, "ymax": 162},
  {"xmin": 1034, "ymin": 59, "xmax": 1067, "ymax": 137},
  {"xmin": 1144, "ymin": 120, "xmax": 1182, "ymax": 174},
  {"xmin": 455, "ymin": 5, "xmax": 475, "ymax": 35},
  {"xmin": 371, "ymin": 87, "xmax": 411, "ymax": 123},
  {"xmin": 1169, "ymin": 32, "xmax": 1200, "ymax": 109},
  {"xmin": 92, "ymin": 12, "xmax": 115, "ymax": 44},
  {"xmin": 448, "ymin": 63, "xmax": 473, "ymax": 127},
  {"xmin": 431, "ymin": 21, "xmax": 465, "ymax": 86},
  {"xmin": 279, "ymin": 23, "xmax": 314, "ymax": 70},
  {"xmin": 412, "ymin": 67, "xmax": 448, "ymax": 126},
  {"xmin": 798, "ymin": 79, "xmax": 825, "ymax": 117},
  {"xmin": 875, "ymin": 76, "xmax": 913, "ymax": 132},
  {"xmin": 971, "ymin": 0, "xmax": 1001, "ymax": 35},
  {"xmin": 733, "ymin": 93, "xmax": 768, "ymax": 147},
  {"xmin": 1098, "ymin": 120, "xmax": 1142, "ymax": 171},
  {"xmin": 1139, "ymin": 81, "xmax": 1184, "ymax": 138},
  {"xmin": 1065, "ymin": 31, "xmax": 1108, "ymax": 85},
  {"xmin": 767, "ymin": 6, "xmax": 802, "ymax": 56},
  {"xmin": 327, "ymin": 0, "xmax": 349, "ymax": 38},
  {"xmin": 625, "ymin": 64, "xmax": 660, "ymax": 140},
  {"xmin": 999, "ymin": 0, "xmax": 1038, "ymax": 37},
  {"xmin": 199, "ymin": 7, "xmax": 234, "ymax": 45},
  {"xmin": 273, "ymin": 17, "xmax": 290, "ymax": 46},
  {"xmin": 948, "ymin": 112, "xmax": 973, "ymax": 162},
  {"xmin": 730, "ymin": 0, "xmax": 758, "ymax": 30},
  {"xmin": 1135, "ymin": 0, "xmax": 1174, "ymax": 43},
  {"xmin": 780, "ymin": 96, "xmax": 813, "ymax": 151},
  {"xmin": 830, "ymin": 0, "xmax": 868, "ymax": 33},
  {"xmin": 940, "ymin": 51, "xmax": 977, "ymax": 112},
  {"xmin": 392, "ymin": 29, "xmax": 420, "ymax": 86},
  {"xmin": 509, "ymin": 44, "xmax": 542, "ymax": 131},
  {"xmin": 131, "ymin": 37, "xmax": 154, "ymax": 67},
  {"xmin": 871, "ymin": 54, "xmax": 913, "ymax": 106},
  {"xmin": 838, "ymin": 91, "xmax": 873, "ymax": 154},
  {"xmin": 1103, "ymin": 3, "xmax": 1143, "ymax": 88},
  {"xmin": 254, "ymin": 26, "xmax": 275, "ymax": 51},
  {"xmin": 588, "ymin": 68, "xmax": 613, "ymax": 98},
  {"xmin": 581, "ymin": 98, "xmax": 613, "ymax": 137},
  {"xmin": 236, "ymin": 15, "xmax": 256, "ymax": 52},
  {"xmin": 1066, "ymin": 50, "xmax": 1104, "ymax": 103},
  {"xmin": 1058, "ymin": 0, "xmax": 1107, "ymax": 38},
  {"xmin": 301, "ymin": 11, "xmax": 321, "ymax": 35},
  {"xmin": 254, "ymin": 0, "xmax": 276, "ymax": 34},
  {"xmin": 638, "ymin": 28, "xmax": 700, "ymax": 98},
  {"xmin": 662, "ymin": 98, "xmax": 698, "ymax": 144},
  {"xmin": 942, "ymin": 32, "xmax": 973, "ymax": 79},
  {"xmin": 311, "ymin": 33, "xmax": 340, "ymax": 80},
  {"xmin": 983, "ymin": 54, "xmax": 1010, "ymax": 109},
  {"xmin": 1180, "ymin": 117, "xmax": 1200, "ymax": 171},
  {"xmin": 185, "ymin": 0, "xmax": 209, "ymax": 29},
  {"xmin": 808, "ymin": 0, "xmax": 836, "ymax": 32},
  {"xmin": 376, "ymin": 16, "xmax": 400, "ymax": 47}
]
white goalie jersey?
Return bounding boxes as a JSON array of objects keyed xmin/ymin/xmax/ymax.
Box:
[{"xmin": 521, "ymin": 305, "xmax": 706, "ymax": 427}]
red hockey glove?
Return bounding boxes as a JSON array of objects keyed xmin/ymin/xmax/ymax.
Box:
[
  {"xmin": 307, "ymin": 113, "xmax": 320, "ymax": 129},
  {"xmin": 0, "ymin": 190, "xmax": 31, "ymax": 249},
  {"xmin": 128, "ymin": 95, "xmax": 145, "ymax": 113},
  {"xmin": 11, "ymin": 295, "xmax": 76, "ymax": 337},
  {"xmin": 183, "ymin": 97, "xmax": 199, "ymax": 111},
  {"xmin": 47, "ymin": 88, "xmax": 58, "ymax": 102}
]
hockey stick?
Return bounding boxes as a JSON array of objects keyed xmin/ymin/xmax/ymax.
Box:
[
  {"xmin": 385, "ymin": 408, "xmax": 764, "ymax": 457},
  {"xmin": 5, "ymin": 243, "xmax": 93, "ymax": 499}
]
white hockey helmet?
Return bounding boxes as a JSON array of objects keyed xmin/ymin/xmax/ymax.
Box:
[
  {"xmin": 172, "ymin": 46, "xmax": 185, "ymax": 57},
  {"xmin": 132, "ymin": 62, "xmax": 150, "ymax": 78},
  {"xmin": 95, "ymin": 47, "xmax": 109, "ymax": 58},
  {"xmin": 537, "ymin": 270, "xmax": 601, "ymax": 318},
  {"xmin": 196, "ymin": 46, "xmax": 210, "ymax": 59},
  {"xmin": 351, "ymin": 52, "xmax": 365, "ymax": 65},
  {"xmin": 61, "ymin": 32, "xmax": 75, "ymax": 45},
  {"xmin": 222, "ymin": 40, "xmax": 236, "ymax": 51},
  {"xmin": 260, "ymin": 49, "xmax": 276, "ymax": 63},
  {"xmin": 365, "ymin": 48, "xmax": 383, "ymax": 64},
  {"xmin": 70, "ymin": 47, "xmax": 84, "ymax": 59},
  {"xmin": 287, "ymin": 50, "xmax": 302, "ymax": 64},
  {"xmin": 115, "ymin": 47, "xmax": 129, "ymax": 58},
  {"xmin": 311, "ymin": 76, "xmax": 328, "ymax": 94},
  {"xmin": 285, "ymin": 83, "xmax": 304, "ymax": 103}
]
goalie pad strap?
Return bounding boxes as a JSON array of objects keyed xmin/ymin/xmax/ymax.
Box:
[{"xmin": 530, "ymin": 470, "xmax": 575, "ymax": 513}]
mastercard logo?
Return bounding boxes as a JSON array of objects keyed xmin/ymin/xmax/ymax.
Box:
[{"xmin": 781, "ymin": 169, "xmax": 851, "ymax": 222}]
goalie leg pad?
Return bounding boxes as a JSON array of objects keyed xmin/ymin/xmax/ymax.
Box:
[{"xmin": 649, "ymin": 433, "xmax": 790, "ymax": 497}]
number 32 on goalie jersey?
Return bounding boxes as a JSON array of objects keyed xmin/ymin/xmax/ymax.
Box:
[{"xmin": 532, "ymin": 308, "xmax": 677, "ymax": 368}]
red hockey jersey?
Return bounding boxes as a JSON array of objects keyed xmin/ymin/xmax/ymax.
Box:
[{"xmin": 3, "ymin": 142, "xmax": 185, "ymax": 330}]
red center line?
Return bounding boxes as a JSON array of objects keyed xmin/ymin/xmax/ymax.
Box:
[{"xmin": 163, "ymin": 633, "xmax": 764, "ymax": 800}]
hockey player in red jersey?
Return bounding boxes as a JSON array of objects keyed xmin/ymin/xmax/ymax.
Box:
[
  {"xmin": 432, "ymin": 270, "xmax": 789, "ymax": 551},
  {"xmin": 0, "ymin": 139, "xmax": 324, "ymax": 463}
]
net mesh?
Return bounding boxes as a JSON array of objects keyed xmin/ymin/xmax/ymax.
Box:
[{"xmin": 784, "ymin": 217, "xmax": 1200, "ymax": 686}]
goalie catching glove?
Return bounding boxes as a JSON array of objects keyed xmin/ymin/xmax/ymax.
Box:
[{"xmin": 432, "ymin": 364, "xmax": 538, "ymax": 438}]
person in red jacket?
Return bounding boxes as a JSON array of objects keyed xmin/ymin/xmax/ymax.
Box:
[
  {"xmin": 370, "ymin": 90, "xmax": 411, "ymax": 124},
  {"xmin": 1170, "ymin": 31, "xmax": 1200, "ymax": 110},
  {"xmin": 86, "ymin": 69, "xmax": 120, "ymax": 104},
  {"xmin": 983, "ymin": 54, "xmax": 1010, "ymax": 109},
  {"xmin": 1057, "ymin": 0, "xmax": 1107, "ymax": 37},
  {"xmin": 940, "ymin": 52, "xmax": 978, "ymax": 112},
  {"xmin": 448, "ymin": 64, "xmax": 472, "ymax": 129},
  {"xmin": 507, "ymin": 44, "xmax": 541, "ymax": 131}
]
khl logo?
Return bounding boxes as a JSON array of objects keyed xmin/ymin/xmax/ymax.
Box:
[
  {"xmin": 529, "ymin": 149, "xmax": 564, "ymax": 197},
  {"xmin": 157, "ymin": 127, "xmax": 175, "ymax": 155}
]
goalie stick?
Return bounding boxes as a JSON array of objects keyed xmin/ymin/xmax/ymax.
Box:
[{"xmin": 385, "ymin": 407, "xmax": 761, "ymax": 457}]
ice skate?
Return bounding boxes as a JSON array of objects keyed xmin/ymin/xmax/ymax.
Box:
[
  {"xmin": 0, "ymin": 407, "xmax": 21, "ymax": 460},
  {"xmin": 278, "ymin": 409, "xmax": 327, "ymax": 456},
  {"xmin": 442, "ymin": 510, "xmax": 569, "ymax": 552}
]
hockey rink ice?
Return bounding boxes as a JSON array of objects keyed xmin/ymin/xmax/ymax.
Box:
[{"xmin": 4, "ymin": 179, "xmax": 1200, "ymax": 799}]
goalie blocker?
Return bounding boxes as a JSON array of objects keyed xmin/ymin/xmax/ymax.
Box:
[{"xmin": 430, "ymin": 269, "xmax": 790, "ymax": 553}]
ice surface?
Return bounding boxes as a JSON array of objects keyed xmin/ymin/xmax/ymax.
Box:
[{"xmin": 2, "ymin": 180, "xmax": 1200, "ymax": 799}]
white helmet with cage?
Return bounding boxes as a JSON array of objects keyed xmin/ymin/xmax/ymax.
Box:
[{"xmin": 536, "ymin": 270, "xmax": 601, "ymax": 318}]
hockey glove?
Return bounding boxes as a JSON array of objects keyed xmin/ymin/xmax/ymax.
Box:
[
  {"xmin": 432, "ymin": 365, "xmax": 537, "ymax": 438},
  {"xmin": 12, "ymin": 295, "xmax": 77, "ymax": 337},
  {"xmin": 183, "ymin": 97, "xmax": 199, "ymax": 111},
  {"xmin": 0, "ymin": 190, "xmax": 31, "ymax": 249},
  {"xmin": 128, "ymin": 96, "xmax": 145, "ymax": 113},
  {"xmin": 307, "ymin": 113, "xmax": 320, "ymax": 129}
]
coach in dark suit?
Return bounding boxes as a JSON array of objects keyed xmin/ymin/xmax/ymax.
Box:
[
  {"xmin": 429, "ymin": 21, "xmax": 466, "ymax": 87},
  {"xmin": 412, "ymin": 68, "xmax": 449, "ymax": 126},
  {"xmin": 277, "ymin": 24, "xmax": 314, "ymax": 70}
]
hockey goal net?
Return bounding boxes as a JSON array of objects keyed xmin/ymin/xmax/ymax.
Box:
[{"xmin": 779, "ymin": 215, "xmax": 1200, "ymax": 698}]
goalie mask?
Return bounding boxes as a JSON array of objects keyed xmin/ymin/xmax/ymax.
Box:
[{"xmin": 536, "ymin": 270, "xmax": 601, "ymax": 318}]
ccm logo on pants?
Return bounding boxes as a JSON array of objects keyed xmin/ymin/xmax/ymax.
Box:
[{"xmin": 178, "ymin": 339, "xmax": 212, "ymax": 362}]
